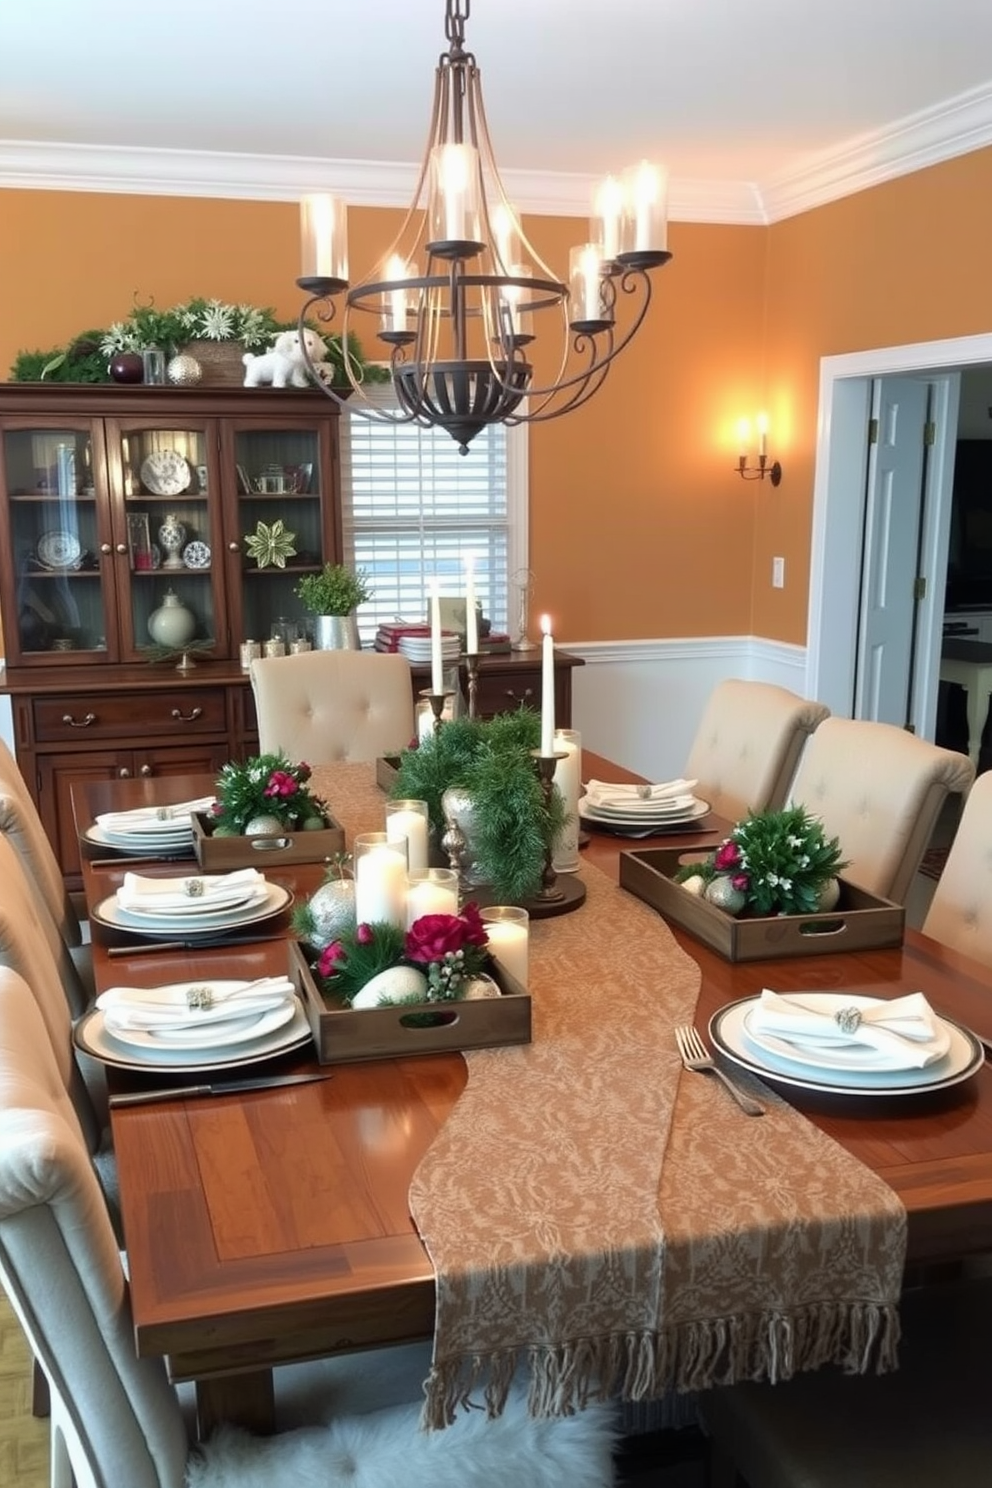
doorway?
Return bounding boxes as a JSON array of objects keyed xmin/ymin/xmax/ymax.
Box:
[{"xmin": 805, "ymin": 331, "xmax": 992, "ymax": 738}]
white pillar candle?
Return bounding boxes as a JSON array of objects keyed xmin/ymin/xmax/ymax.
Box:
[
  {"xmin": 353, "ymin": 835, "xmax": 407, "ymax": 931},
  {"xmin": 480, "ymin": 906, "xmax": 529, "ymax": 990},
  {"xmin": 540, "ymin": 614, "xmax": 555, "ymax": 756},
  {"xmin": 385, "ymin": 800, "xmax": 429, "ymax": 875},
  {"xmin": 405, "ymin": 869, "xmax": 459, "ymax": 929},
  {"xmin": 552, "ymin": 727, "xmax": 582, "ymax": 873},
  {"xmin": 429, "ymin": 578, "xmax": 443, "ymax": 694},
  {"xmin": 464, "ymin": 553, "xmax": 478, "ymax": 653}
]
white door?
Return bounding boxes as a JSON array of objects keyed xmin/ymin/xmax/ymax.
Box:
[{"xmin": 854, "ymin": 376, "xmax": 930, "ymax": 724}]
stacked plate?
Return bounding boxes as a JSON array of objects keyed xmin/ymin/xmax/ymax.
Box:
[
  {"xmin": 85, "ymin": 796, "xmax": 216, "ymax": 856},
  {"xmin": 90, "ymin": 868, "xmax": 292, "ymax": 940},
  {"xmin": 75, "ymin": 975, "xmax": 312, "ymax": 1073},
  {"xmin": 579, "ymin": 778, "xmax": 711, "ymax": 837},
  {"xmin": 709, "ymin": 990, "xmax": 984, "ymax": 1097}
]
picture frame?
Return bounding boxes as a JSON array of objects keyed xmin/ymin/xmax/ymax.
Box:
[
  {"xmin": 236, "ymin": 464, "xmax": 251, "ymax": 495},
  {"xmin": 126, "ymin": 510, "xmax": 152, "ymax": 571},
  {"xmin": 293, "ymin": 461, "xmax": 314, "ymax": 494},
  {"xmin": 436, "ymin": 596, "xmax": 468, "ymax": 637},
  {"xmin": 196, "ymin": 463, "xmax": 209, "ymax": 494}
]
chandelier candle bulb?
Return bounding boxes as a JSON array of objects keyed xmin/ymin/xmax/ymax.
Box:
[
  {"xmin": 552, "ymin": 729, "xmax": 582, "ymax": 873},
  {"xmin": 299, "ymin": 193, "xmax": 348, "ymax": 286},
  {"xmin": 593, "ymin": 175, "xmax": 624, "ymax": 262},
  {"xmin": 429, "ymin": 579, "xmax": 444, "ymax": 694},
  {"xmin": 491, "ymin": 202, "xmax": 519, "ymax": 270},
  {"xmin": 464, "ymin": 554, "xmax": 478, "ymax": 653},
  {"xmin": 480, "ymin": 906, "xmax": 529, "ymax": 989},
  {"xmin": 405, "ymin": 868, "xmax": 459, "ymax": 929},
  {"xmin": 540, "ymin": 614, "xmax": 555, "ymax": 756},
  {"xmin": 433, "ymin": 142, "xmax": 480, "ymax": 245},
  {"xmin": 757, "ymin": 413, "xmax": 769, "ymax": 460},
  {"xmin": 570, "ymin": 244, "xmax": 608, "ymax": 328},
  {"xmin": 385, "ymin": 800, "xmax": 430, "ymax": 876},
  {"xmin": 353, "ymin": 833, "xmax": 408, "ymax": 931},
  {"xmin": 623, "ymin": 161, "xmax": 669, "ymax": 254},
  {"xmin": 383, "ymin": 255, "xmax": 410, "ymax": 335}
]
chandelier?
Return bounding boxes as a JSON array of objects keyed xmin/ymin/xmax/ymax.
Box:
[{"xmin": 296, "ymin": 0, "xmax": 672, "ymax": 454}]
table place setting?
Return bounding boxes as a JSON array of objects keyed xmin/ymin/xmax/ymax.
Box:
[
  {"xmin": 90, "ymin": 866, "xmax": 293, "ymax": 940},
  {"xmin": 578, "ymin": 776, "xmax": 711, "ymax": 836},
  {"xmin": 709, "ymin": 988, "xmax": 985, "ymax": 1096},
  {"xmin": 85, "ymin": 794, "xmax": 217, "ymax": 855}
]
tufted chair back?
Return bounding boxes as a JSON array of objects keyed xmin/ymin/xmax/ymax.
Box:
[
  {"xmin": 683, "ymin": 680, "xmax": 830, "ymax": 823},
  {"xmin": 250, "ymin": 650, "xmax": 415, "ymax": 764},
  {"xmin": 789, "ymin": 717, "xmax": 974, "ymax": 905},
  {"xmin": 0, "ymin": 736, "xmax": 82, "ymax": 947},
  {"xmin": 922, "ymin": 768, "xmax": 992, "ymax": 963}
]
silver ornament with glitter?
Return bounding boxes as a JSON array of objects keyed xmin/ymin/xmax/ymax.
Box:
[
  {"xmin": 705, "ymin": 876, "xmax": 746, "ymax": 916},
  {"xmin": 167, "ymin": 353, "xmax": 203, "ymax": 386},
  {"xmin": 243, "ymin": 813, "xmax": 286, "ymax": 836},
  {"xmin": 307, "ymin": 879, "xmax": 356, "ymax": 948}
]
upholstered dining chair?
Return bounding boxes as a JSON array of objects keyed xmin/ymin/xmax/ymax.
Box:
[
  {"xmin": 920, "ymin": 768, "xmax": 992, "ymax": 963},
  {"xmin": 698, "ymin": 1274, "xmax": 992, "ymax": 1487},
  {"xmin": 788, "ymin": 717, "xmax": 974, "ymax": 906},
  {"xmin": 250, "ymin": 649, "xmax": 415, "ymax": 764},
  {"xmin": 0, "ymin": 965, "xmax": 615, "ymax": 1488},
  {"xmin": 682, "ymin": 680, "xmax": 830, "ymax": 823}
]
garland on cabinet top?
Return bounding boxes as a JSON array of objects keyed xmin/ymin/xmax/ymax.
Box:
[{"xmin": 8, "ymin": 296, "xmax": 389, "ymax": 386}]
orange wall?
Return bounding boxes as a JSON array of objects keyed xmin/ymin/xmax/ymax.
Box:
[{"xmin": 0, "ymin": 189, "xmax": 766, "ymax": 645}]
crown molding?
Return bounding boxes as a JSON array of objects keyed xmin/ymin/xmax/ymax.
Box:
[
  {"xmin": 2, "ymin": 81, "xmax": 991, "ymax": 226},
  {"xmin": 760, "ymin": 79, "xmax": 992, "ymax": 223}
]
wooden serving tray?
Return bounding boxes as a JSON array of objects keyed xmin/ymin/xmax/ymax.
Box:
[
  {"xmin": 192, "ymin": 811, "xmax": 346, "ymax": 870},
  {"xmin": 289, "ymin": 940, "xmax": 531, "ymax": 1064},
  {"xmin": 375, "ymin": 755, "xmax": 402, "ymax": 793},
  {"xmin": 619, "ymin": 847, "xmax": 904, "ymax": 963}
]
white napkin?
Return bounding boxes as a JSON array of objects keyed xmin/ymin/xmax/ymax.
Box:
[
  {"xmin": 98, "ymin": 976, "xmax": 295, "ymax": 1031},
  {"xmin": 751, "ymin": 990, "xmax": 949, "ymax": 1068},
  {"xmin": 583, "ymin": 777, "xmax": 698, "ymax": 809},
  {"xmin": 117, "ymin": 867, "xmax": 265, "ymax": 914},
  {"xmin": 97, "ymin": 796, "xmax": 216, "ymax": 834}
]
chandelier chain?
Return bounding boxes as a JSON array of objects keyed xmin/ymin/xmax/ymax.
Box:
[{"xmin": 445, "ymin": 0, "xmax": 468, "ymax": 54}]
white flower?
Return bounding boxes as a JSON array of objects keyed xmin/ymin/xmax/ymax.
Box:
[
  {"xmin": 99, "ymin": 322, "xmax": 140, "ymax": 356},
  {"xmin": 197, "ymin": 299, "xmax": 236, "ymax": 340},
  {"xmin": 787, "ymin": 834, "xmax": 803, "ymax": 849}
]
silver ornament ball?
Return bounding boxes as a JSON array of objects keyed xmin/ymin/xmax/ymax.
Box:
[
  {"xmin": 167, "ymin": 353, "xmax": 203, "ymax": 387},
  {"xmin": 243, "ymin": 813, "xmax": 286, "ymax": 837},
  {"xmin": 705, "ymin": 876, "xmax": 747, "ymax": 916},
  {"xmin": 307, "ymin": 880, "xmax": 357, "ymax": 948}
]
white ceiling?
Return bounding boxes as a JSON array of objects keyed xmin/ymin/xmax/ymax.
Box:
[{"xmin": 2, "ymin": 0, "xmax": 992, "ymax": 222}]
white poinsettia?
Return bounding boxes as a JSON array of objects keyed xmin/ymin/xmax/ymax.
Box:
[{"xmin": 196, "ymin": 299, "xmax": 237, "ymax": 340}]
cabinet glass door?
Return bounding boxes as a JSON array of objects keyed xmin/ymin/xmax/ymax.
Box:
[
  {"xmin": 229, "ymin": 421, "xmax": 336, "ymax": 649},
  {"xmin": 109, "ymin": 420, "xmax": 224, "ymax": 660},
  {"xmin": 0, "ymin": 422, "xmax": 112, "ymax": 662}
]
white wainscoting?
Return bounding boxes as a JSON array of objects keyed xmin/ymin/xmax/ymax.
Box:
[{"xmin": 567, "ymin": 636, "xmax": 809, "ymax": 781}]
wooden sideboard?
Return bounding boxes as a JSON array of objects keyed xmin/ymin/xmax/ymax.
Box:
[{"xmin": 0, "ymin": 650, "xmax": 583, "ymax": 886}]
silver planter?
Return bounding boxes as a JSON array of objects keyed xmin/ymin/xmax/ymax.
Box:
[
  {"xmin": 441, "ymin": 785, "xmax": 492, "ymax": 888},
  {"xmin": 313, "ymin": 613, "xmax": 361, "ymax": 651}
]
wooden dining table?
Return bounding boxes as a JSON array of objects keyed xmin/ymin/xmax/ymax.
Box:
[{"xmin": 74, "ymin": 759, "xmax": 992, "ymax": 1438}]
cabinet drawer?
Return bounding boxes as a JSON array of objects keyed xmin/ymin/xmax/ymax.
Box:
[
  {"xmin": 474, "ymin": 669, "xmax": 539, "ymax": 716},
  {"xmin": 34, "ymin": 690, "xmax": 227, "ymax": 742}
]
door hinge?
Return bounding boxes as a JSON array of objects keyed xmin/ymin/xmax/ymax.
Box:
[
  {"xmin": 924, "ymin": 421, "xmax": 936, "ymax": 447},
  {"xmin": 913, "ymin": 575, "xmax": 927, "ymax": 601},
  {"xmin": 868, "ymin": 417, "xmax": 879, "ymax": 444}
]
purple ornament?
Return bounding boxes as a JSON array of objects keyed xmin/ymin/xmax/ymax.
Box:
[{"xmin": 109, "ymin": 352, "xmax": 144, "ymax": 384}]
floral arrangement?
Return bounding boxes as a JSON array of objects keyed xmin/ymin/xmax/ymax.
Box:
[
  {"xmin": 675, "ymin": 804, "xmax": 848, "ymax": 917},
  {"xmin": 211, "ymin": 752, "xmax": 330, "ymax": 835},
  {"xmin": 313, "ymin": 904, "xmax": 491, "ymax": 1006}
]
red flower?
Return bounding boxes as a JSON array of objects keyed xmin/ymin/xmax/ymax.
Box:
[
  {"xmin": 405, "ymin": 905, "xmax": 487, "ymax": 964},
  {"xmin": 317, "ymin": 941, "xmax": 346, "ymax": 978},
  {"xmin": 355, "ymin": 922, "xmax": 374, "ymax": 945},
  {"xmin": 714, "ymin": 840, "xmax": 742, "ymax": 871},
  {"xmin": 264, "ymin": 769, "xmax": 299, "ymax": 800},
  {"xmin": 731, "ymin": 873, "xmax": 750, "ymax": 892}
]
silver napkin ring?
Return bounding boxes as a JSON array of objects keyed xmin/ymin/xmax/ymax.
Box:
[
  {"xmin": 155, "ymin": 806, "xmax": 174, "ymax": 820},
  {"xmin": 185, "ymin": 985, "xmax": 214, "ymax": 1010},
  {"xmin": 835, "ymin": 1006, "xmax": 862, "ymax": 1035},
  {"xmin": 183, "ymin": 878, "xmax": 206, "ymax": 898}
]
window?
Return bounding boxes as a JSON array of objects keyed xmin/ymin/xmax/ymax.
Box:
[{"xmin": 339, "ymin": 391, "xmax": 527, "ymax": 646}]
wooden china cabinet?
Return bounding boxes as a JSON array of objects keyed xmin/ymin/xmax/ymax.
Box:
[{"xmin": 0, "ymin": 383, "xmax": 582, "ymax": 888}]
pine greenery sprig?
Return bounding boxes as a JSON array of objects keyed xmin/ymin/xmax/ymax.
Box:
[
  {"xmin": 731, "ymin": 805, "xmax": 848, "ymax": 915},
  {"xmin": 212, "ymin": 752, "xmax": 329, "ymax": 834},
  {"xmin": 316, "ymin": 921, "xmax": 408, "ymax": 1004}
]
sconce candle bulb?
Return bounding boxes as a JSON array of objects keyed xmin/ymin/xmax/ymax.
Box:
[{"xmin": 736, "ymin": 414, "xmax": 782, "ymax": 486}]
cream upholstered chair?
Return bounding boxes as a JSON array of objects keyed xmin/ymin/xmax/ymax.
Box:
[
  {"xmin": 683, "ymin": 680, "xmax": 830, "ymax": 822},
  {"xmin": 788, "ymin": 718, "xmax": 974, "ymax": 905},
  {"xmin": 922, "ymin": 769, "xmax": 992, "ymax": 963},
  {"xmin": 250, "ymin": 650, "xmax": 415, "ymax": 764},
  {"xmin": 0, "ymin": 964, "xmax": 615, "ymax": 1488},
  {"xmin": 699, "ymin": 1276, "xmax": 992, "ymax": 1488}
]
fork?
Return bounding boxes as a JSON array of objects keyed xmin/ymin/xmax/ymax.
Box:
[{"xmin": 674, "ymin": 1025, "xmax": 765, "ymax": 1116}]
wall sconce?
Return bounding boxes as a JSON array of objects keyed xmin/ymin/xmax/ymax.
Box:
[{"xmin": 736, "ymin": 414, "xmax": 782, "ymax": 486}]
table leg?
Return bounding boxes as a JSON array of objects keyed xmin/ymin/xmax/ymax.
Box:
[{"xmin": 195, "ymin": 1368, "xmax": 275, "ymax": 1438}]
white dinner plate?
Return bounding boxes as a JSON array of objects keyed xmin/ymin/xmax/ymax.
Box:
[
  {"xmin": 83, "ymin": 824, "xmax": 195, "ymax": 856},
  {"xmin": 105, "ymin": 999, "xmax": 297, "ymax": 1052},
  {"xmin": 115, "ymin": 886, "xmax": 266, "ymax": 918},
  {"xmin": 579, "ymin": 799, "xmax": 711, "ymax": 837},
  {"xmin": 36, "ymin": 530, "xmax": 83, "ymax": 570},
  {"xmin": 709, "ymin": 996, "xmax": 984, "ymax": 1096},
  {"xmin": 741, "ymin": 993, "xmax": 951, "ymax": 1072},
  {"xmin": 580, "ymin": 795, "xmax": 699, "ymax": 819},
  {"xmin": 140, "ymin": 450, "xmax": 191, "ymax": 497},
  {"xmin": 74, "ymin": 998, "xmax": 312, "ymax": 1072},
  {"xmin": 90, "ymin": 881, "xmax": 292, "ymax": 938}
]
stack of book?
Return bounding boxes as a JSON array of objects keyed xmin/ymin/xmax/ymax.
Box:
[{"xmin": 374, "ymin": 622, "xmax": 462, "ymax": 663}]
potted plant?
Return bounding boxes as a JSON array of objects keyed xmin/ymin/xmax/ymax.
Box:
[{"xmin": 295, "ymin": 563, "xmax": 373, "ymax": 650}]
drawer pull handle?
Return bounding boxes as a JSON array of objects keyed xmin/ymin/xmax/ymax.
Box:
[
  {"xmin": 503, "ymin": 687, "xmax": 533, "ymax": 704},
  {"xmin": 118, "ymin": 767, "xmax": 131, "ymax": 779},
  {"xmin": 170, "ymin": 707, "xmax": 203, "ymax": 723},
  {"xmin": 61, "ymin": 712, "xmax": 96, "ymax": 728},
  {"xmin": 139, "ymin": 765, "xmax": 153, "ymax": 777}
]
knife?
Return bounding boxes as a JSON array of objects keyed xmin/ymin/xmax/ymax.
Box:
[
  {"xmin": 107, "ymin": 934, "xmax": 287, "ymax": 957},
  {"xmin": 109, "ymin": 1070, "xmax": 331, "ymax": 1107}
]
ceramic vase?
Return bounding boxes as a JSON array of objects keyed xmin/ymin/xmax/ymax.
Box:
[
  {"xmin": 158, "ymin": 514, "xmax": 186, "ymax": 570},
  {"xmin": 147, "ymin": 589, "xmax": 196, "ymax": 649}
]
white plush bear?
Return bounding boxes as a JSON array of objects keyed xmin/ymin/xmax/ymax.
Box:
[{"xmin": 242, "ymin": 328, "xmax": 328, "ymax": 388}]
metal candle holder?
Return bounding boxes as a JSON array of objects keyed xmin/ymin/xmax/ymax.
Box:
[
  {"xmin": 418, "ymin": 688, "xmax": 454, "ymax": 735},
  {"xmin": 531, "ymin": 750, "xmax": 566, "ymax": 904},
  {"xmin": 462, "ymin": 652, "xmax": 481, "ymax": 719}
]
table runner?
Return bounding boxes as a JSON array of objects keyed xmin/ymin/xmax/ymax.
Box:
[{"xmin": 313, "ymin": 766, "xmax": 907, "ymax": 1427}]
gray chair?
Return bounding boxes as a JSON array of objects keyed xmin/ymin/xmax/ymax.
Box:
[
  {"xmin": 788, "ymin": 717, "xmax": 974, "ymax": 905},
  {"xmin": 683, "ymin": 680, "xmax": 830, "ymax": 822},
  {"xmin": 250, "ymin": 649, "xmax": 415, "ymax": 763},
  {"xmin": 922, "ymin": 768, "xmax": 992, "ymax": 964},
  {"xmin": 699, "ymin": 1276, "xmax": 992, "ymax": 1488}
]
